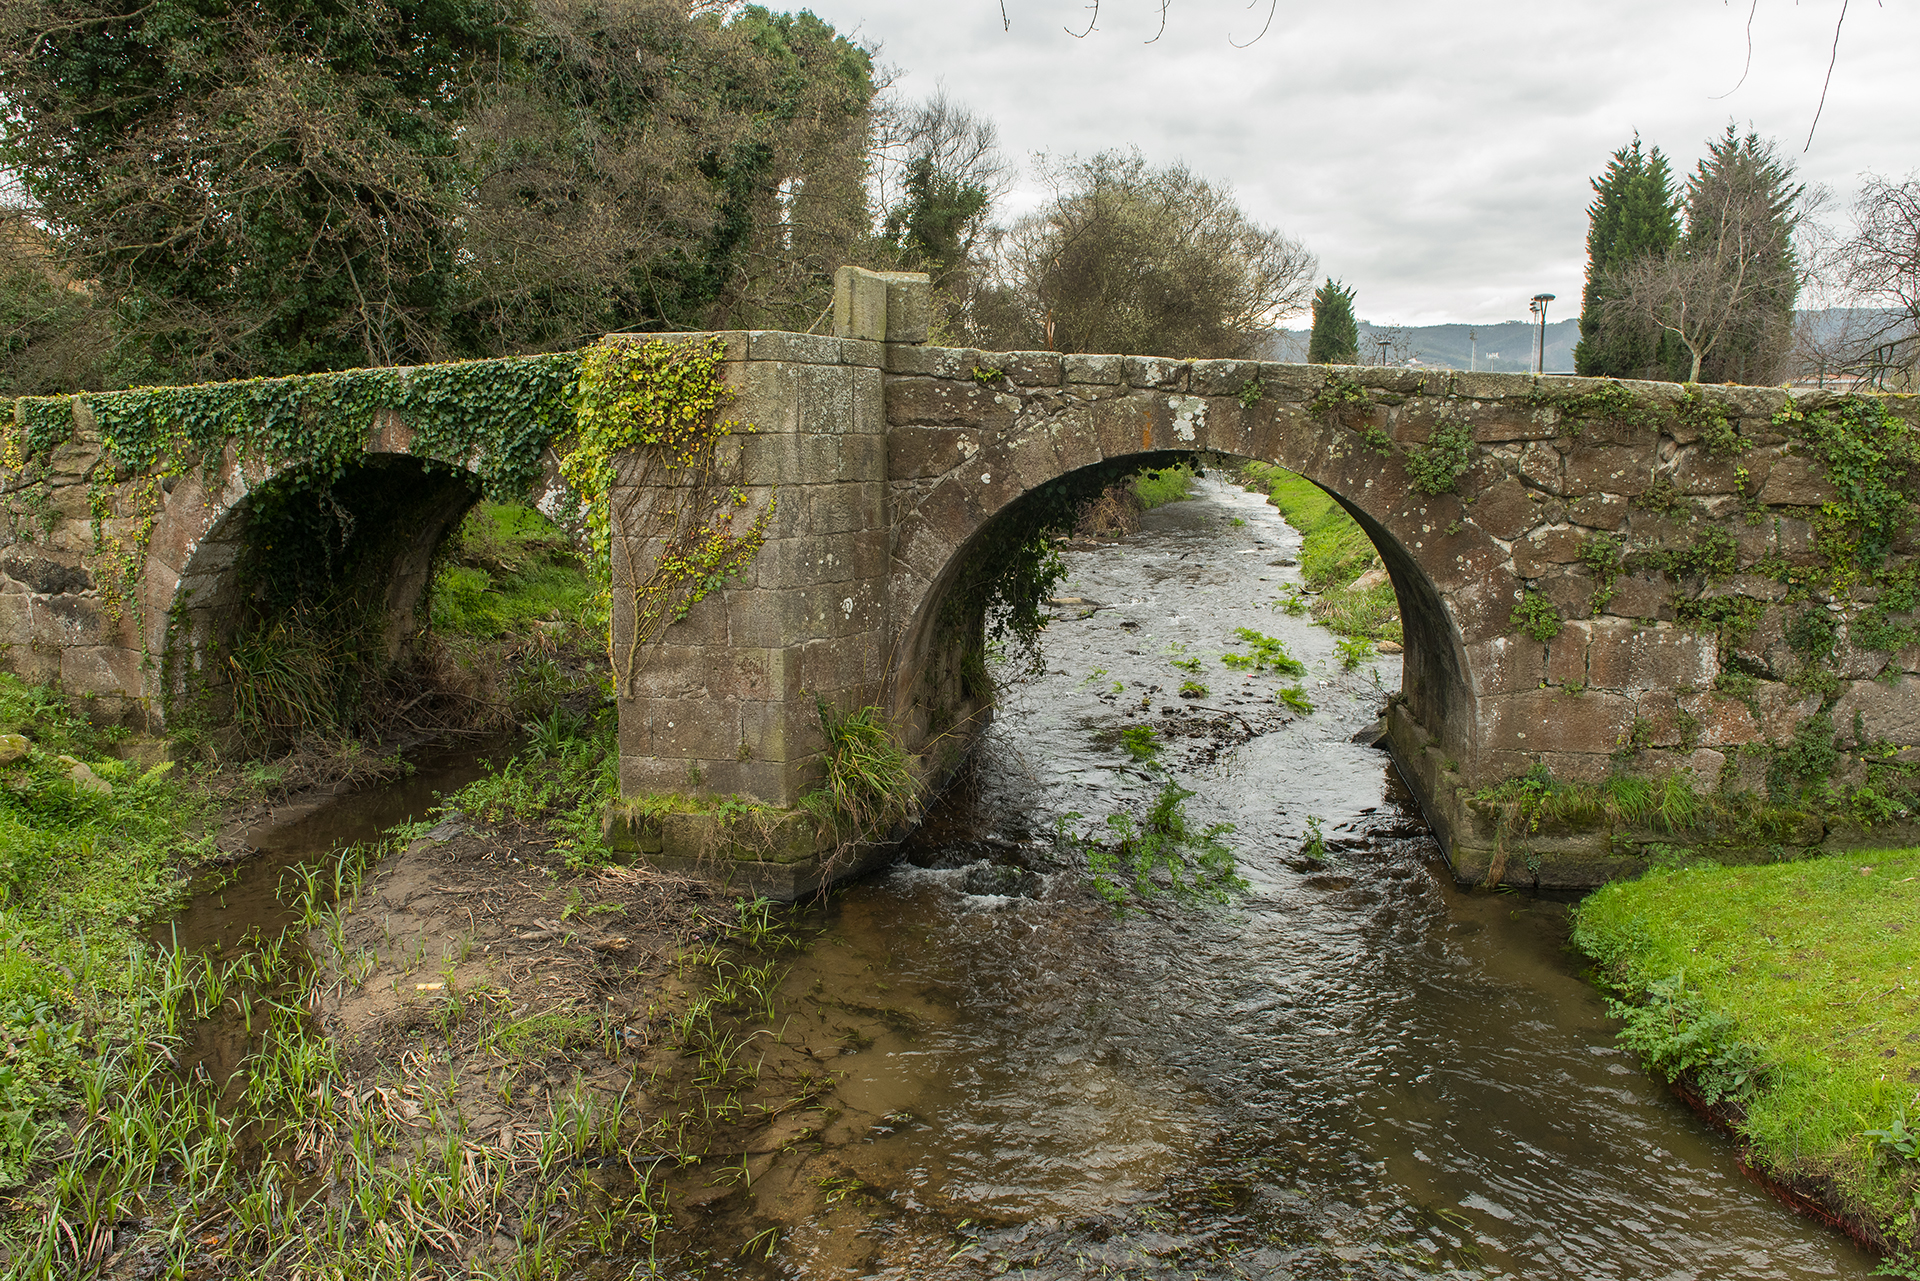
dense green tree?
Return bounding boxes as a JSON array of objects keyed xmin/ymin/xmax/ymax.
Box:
[
  {"xmin": 877, "ymin": 91, "xmax": 1005, "ymax": 344},
  {"xmin": 1307, "ymin": 279, "xmax": 1359, "ymax": 365},
  {"xmin": 455, "ymin": 1, "xmax": 876, "ymax": 350},
  {"xmin": 1574, "ymin": 136, "xmax": 1682, "ymax": 379},
  {"xmin": 0, "ymin": 0, "xmax": 520, "ymax": 382},
  {"xmin": 1681, "ymin": 126, "xmax": 1803, "ymax": 385},
  {"xmin": 0, "ymin": 0, "xmax": 878, "ymax": 384},
  {"xmin": 0, "ymin": 212, "xmax": 110, "ymax": 395},
  {"xmin": 1606, "ymin": 126, "xmax": 1803, "ymax": 385}
]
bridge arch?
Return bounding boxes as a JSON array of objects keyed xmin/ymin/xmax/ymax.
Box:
[
  {"xmin": 138, "ymin": 421, "xmax": 488, "ymax": 729},
  {"xmin": 880, "ymin": 356, "xmax": 1505, "ymax": 805}
]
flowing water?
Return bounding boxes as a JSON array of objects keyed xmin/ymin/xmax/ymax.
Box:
[
  {"xmin": 159, "ymin": 478, "xmax": 1881, "ymax": 1278},
  {"xmin": 692, "ymin": 477, "xmax": 1878, "ymax": 1280}
]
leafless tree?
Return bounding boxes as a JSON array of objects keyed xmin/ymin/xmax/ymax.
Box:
[
  {"xmin": 990, "ymin": 149, "xmax": 1314, "ymax": 358},
  {"xmin": 1822, "ymin": 172, "xmax": 1920, "ymax": 389}
]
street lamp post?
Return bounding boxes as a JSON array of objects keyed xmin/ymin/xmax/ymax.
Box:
[
  {"xmin": 1468, "ymin": 327, "xmax": 1477, "ymax": 373},
  {"xmin": 1529, "ymin": 294, "xmax": 1555, "ymax": 376},
  {"xmin": 1375, "ymin": 336, "xmax": 1391, "ymax": 367}
]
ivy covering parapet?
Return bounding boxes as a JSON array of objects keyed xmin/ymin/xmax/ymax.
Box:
[{"xmin": 4, "ymin": 352, "xmax": 582, "ymax": 496}]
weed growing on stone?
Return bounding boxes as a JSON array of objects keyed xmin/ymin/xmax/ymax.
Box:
[
  {"xmin": 803, "ymin": 703, "xmax": 913, "ymax": 837},
  {"xmin": 1509, "ymin": 591, "xmax": 1563, "ymax": 642},
  {"xmin": 1118, "ymin": 726, "xmax": 1162, "ymax": 764},
  {"xmin": 1277, "ymin": 685, "xmax": 1315, "ymax": 715},
  {"xmin": 1404, "ymin": 418, "xmax": 1475, "ymax": 495},
  {"xmin": 1178, "ymin": 679, "xmax": 1208, "ymax": 698}
]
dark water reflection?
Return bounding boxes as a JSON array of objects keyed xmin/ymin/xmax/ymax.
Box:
[{"xmin": 736, "ymin": 479, "xmax": 1873, "ymax": 1280}]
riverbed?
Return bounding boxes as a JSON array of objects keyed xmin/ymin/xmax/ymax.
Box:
[{"xmin": 672, "ymin": 476, "xmax": 1878, "ymax": 1279}]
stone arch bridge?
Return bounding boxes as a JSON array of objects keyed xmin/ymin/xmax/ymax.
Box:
[{"xmin": 5, "ymin": 269, "xmax": 1915, "ymax": 894}]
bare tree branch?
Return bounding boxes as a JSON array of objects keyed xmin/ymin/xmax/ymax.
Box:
[
  {"xmin": 1709, "ymin": 0, "xmax": 1759, "ymax": 99},
  {"xmin": 1229, "ymin": 0, "xmax": 1280, "ymax": 48},
  {"xmin": 1805, "ymin": 0, "xmax": 1848, "ymax": 151}
]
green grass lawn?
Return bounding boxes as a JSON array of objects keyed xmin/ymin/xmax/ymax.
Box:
[
  {"xmin": 1131, "ymin": 463, "xmax": 1196, "ymax": 510},
  {"xmin": 429, "ymin": 501, "xmax": 600, "ymax": 639},
  {"xmin": 1238, "ymin": 461, "xmax": 1402, "ymax": 644},
  {"xmin": 1574, "ymin": 851, "xmax": 1920, "ymax": 1260}
]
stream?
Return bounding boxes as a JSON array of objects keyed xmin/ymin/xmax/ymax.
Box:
[
  {"xmin": 157, "ymin": 476, "xmax": 1881, "ymax": 1279},
  {"xmin": 687, "ymin": 476, "xmax": 1879, "ymax": 1279}
]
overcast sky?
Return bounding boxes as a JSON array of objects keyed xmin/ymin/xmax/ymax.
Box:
[{"xmin": 801, "ymin": 0, "xmax": 1920, "ymax": 327}]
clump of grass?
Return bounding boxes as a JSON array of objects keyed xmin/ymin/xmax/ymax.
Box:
[
  {"xmin": 1573, "ymin": 851, "xmax": 1920, "ymax": 1263},
  {"xmin": 1220, "ymin": 628, "xmax": 1306, "ymax": 675},
  {"xmin": 226, "ymin": 608, "xmax": 364, "ymax": 740},
  {"xmin": 1132, "ymin": 464, "xmax": 1196, "ymax": 510},
  {"xmin": 803, "ymin": 703, "xmax": 913, "ymax": 836},
  {"xmin": 1311, "ymin": 583, "xmax": 1401, "ymax": 644},
  {"xmin": 1062, "ymin": 780, "xmax": 1244, "ymax": 912},
  {"xmin": 1277, "ymin": 685, "xmax": 1314, "ymax": 715},
  {"xmin": 1471, "ymin": 764, "xmax": 1709, "ymax": 839},
  {"xmin": 445, "ymin": 708, "xmax": 619, "ymax": 869},
  {"xmin": 1178, "ymin": 679, "xmax": 1208, "ymax": 698}
]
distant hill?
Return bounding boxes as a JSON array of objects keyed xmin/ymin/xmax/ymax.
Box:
[
  {"xmin": 1267, "ymin": 319, "xmax": 1580, "ymax": 374},
  {"xmin": 1264, "ymin": 309, "xmax": 1903, "ymax": 378}
]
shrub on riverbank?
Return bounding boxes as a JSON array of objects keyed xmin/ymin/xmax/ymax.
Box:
[
  {"xmin": 1073, "ymin": 465, "xmax": 1195, "ymax": 538},
  {"xmin": 1573, "ymin": 852, "xmax": 1920, "ymax": 1265},
  {"xmin": 1238, "ymin": 461, "xmax": 1402, "ymax": 644}
]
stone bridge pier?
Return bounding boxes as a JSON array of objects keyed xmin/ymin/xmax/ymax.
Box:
[{"xmin": 609, "ymin": 269, "xmax": 1920, "ymax": 895}]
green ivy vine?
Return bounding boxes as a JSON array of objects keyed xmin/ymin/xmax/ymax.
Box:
[
  {"xmin": 564, "ymin": 336, "xmax": 772, "ymax": 692},
  {"xmin": 1778, "ymin": 395, "xmax": 1919, "ymax": 581}
]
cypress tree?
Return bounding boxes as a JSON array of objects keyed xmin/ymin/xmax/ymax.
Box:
[
  {"xmin": 1680, "ymin": 126, "xmax": 1802, "ymax": 385},
  {"xmin": 1573, "ymin": 136, "xmax": 1681, "ymax": 379},
  {"xmin": 1308, "ymin": 278, "xmax": 1358, "ymax": 365}
]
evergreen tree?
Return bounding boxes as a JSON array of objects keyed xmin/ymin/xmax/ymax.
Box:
[
  {"xmin": 1680, "ymin": 125, "xmax": 1802, "ymax": 385},
  {"xmin": 1307, "ymin": 279, "xmax": 1358, "ymax": 364},
  {"xmin": 1573, "ymin": 136, "xmax": 1681, "ymax": 379}
]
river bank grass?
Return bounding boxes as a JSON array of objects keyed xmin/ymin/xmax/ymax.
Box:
[
  {"xmin": 0, "ymin": 674, "xmax": 216, "ymax": 1188},
  {"xmin": 1573, "ymin": 851, "xmax": 1920, "ymax": 1266},
  {"xmin": 1236, "ymin": 461, "xmax": 1402, "ymax": 644},
  {"xmin": 0, "ymin": 674, "xmax": 806, "ymax": 1277}
]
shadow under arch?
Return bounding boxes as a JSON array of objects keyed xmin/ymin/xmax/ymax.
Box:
[
  {"xmin": 885, "ymin": 451, "xmax": 1472, "ymax": 803},
  {"xmin": 157, "ymin": 453, "xmax": 481, "ymax": 733}
]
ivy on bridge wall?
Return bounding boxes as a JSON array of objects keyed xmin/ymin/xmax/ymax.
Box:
[{"xmin": 0, "ymin": 338, "xmax": 762, "ymax": 715}]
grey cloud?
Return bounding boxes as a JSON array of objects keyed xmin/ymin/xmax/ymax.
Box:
[{"xmin": 812, "ymin": 0, "xmax": 1919, "ymax": 324}]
